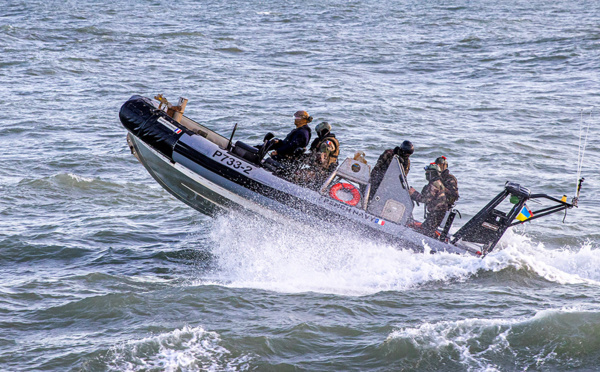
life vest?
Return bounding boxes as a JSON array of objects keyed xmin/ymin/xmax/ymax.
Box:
[{"xmin": 312, "ymin": 134, "xmax": 339, "ymax": 169}]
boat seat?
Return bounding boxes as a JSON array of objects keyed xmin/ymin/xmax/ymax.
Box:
[
  {"xmin": 235, "ymin": 141, "xmax": 259, "ymax": 154},
  {"xmin": 232, "ymin": 141, "xmax": 260, "ymax": 164}
]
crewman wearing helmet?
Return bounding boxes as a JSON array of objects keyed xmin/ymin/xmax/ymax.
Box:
[
  {"xmin": 369, "ymin": 140, "xmax": 414, "ymax": 198},
  {"xmin": 294, "ymin": 121, "xmax": 340, "ymax": 189},
  {"xmin": 271, "ymin": 110, "xmax": 312, "ymax": 163},
  {"xmin": 409, "ymin": 164, "xmax": 448, "ymax": 238},
  {"xmin": 309, "ymin": 121, "xmax": 340, "ymax": 172},
  {"xmin": 434, "ymin": 156, "xmax": 459, "ymax": 208}
]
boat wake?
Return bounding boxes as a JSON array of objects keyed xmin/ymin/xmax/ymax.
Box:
[
  {"xmin": 196, "ymin": 214, "xmax": 600, "ymax": 295},
  {"xmin": 386, "ymin": 306, "xmax": 600, "ymax": 371}
]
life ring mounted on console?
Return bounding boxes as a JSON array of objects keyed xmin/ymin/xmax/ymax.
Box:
[{"xmin": 329, "ymin": 182, "xmax": 361, "ymax": 206}]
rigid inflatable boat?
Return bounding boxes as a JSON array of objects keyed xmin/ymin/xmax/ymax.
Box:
[{"xmin": 119, "ymin": 95, "xmax": 582, "ymax": 257}]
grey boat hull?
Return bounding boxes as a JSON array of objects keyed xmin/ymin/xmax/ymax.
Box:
[
  {"xmin": 127, "ymin": 133, "xmax": 472, "ymax": 256},
  {"xmin": 121, "ymin": 95, "xmax": 579, "ymax": 257}
]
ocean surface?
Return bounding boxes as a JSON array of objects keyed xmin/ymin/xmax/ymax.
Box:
[{"xmin": 1, "ymin": 0, "xmax": 599, "ymax": 370}]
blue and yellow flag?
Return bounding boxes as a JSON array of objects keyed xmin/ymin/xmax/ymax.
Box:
[{"xmin": 516, "ymin": 204, "xmax": 534, "ymax": 221}]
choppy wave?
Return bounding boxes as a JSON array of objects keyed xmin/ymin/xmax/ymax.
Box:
[
  {"xmin": 98, "ymin": 326, "xmax": 251, "ymax": 372},
  {"xmin": 386, "ymin": 306, "xmax": 600, "ymax": 371},
  {"xmin": 488, "ymin": 232, "xmax": 600, "ymax": 284},
  {"xmin": 2, "ymin": 0, "xmax": 599, "ymax": 369},
  {"xmin": 11, "ymin": 173, "xmax": 123, "ymax": 195},
  {"xmin": 198, "ymin": 214, "xmax": 600, "ymax": 295}
]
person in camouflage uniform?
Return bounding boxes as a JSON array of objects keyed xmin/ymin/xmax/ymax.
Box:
[
  {"xmin": 295, "ymin": 122, "xmax": 340, "ymax": 189},
  {"xmin": 434, "ymin": 156, "xmax": 459, "ymax": 207},
  {"xmin": 309, "ymin": 122, "xmax": 339, "ymax": 173},
  {"xmin": 369, "ymin": 140, "xmax": 413, "ymax": 198},
  {"xmin": 409, "ymin": 164, "xmax": 448, "ymax": 238}
]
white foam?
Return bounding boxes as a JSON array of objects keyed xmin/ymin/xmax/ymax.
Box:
[
  {"xmin": 107, "ymin": 325, "xmax": 251, "ymax": 372},
  {"xmin": 199, "ymin": 214, "xmax": 600, "ymax": 295},
  {"xmin": 484, "ymin": 230, "xmax": 600, "ymax": 285},
  {"xmin": 388, "ymin": 317, "xmax": 510, "ymax": 371},
  {"xmin": 387, "ymin": 305, "xmax": 600, "ymax": 371},
  {"xmin": 203, "ymin": 214, "xmax": 490, "ymax": 295},
  {"xmin": 65, "ymin": 173, "xmax": 95, "ymax": 183},
  {"xmin": 128, "ymin": 275, "xmax": 174, "ymax": 284}
]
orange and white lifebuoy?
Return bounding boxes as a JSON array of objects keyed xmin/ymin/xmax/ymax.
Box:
[{"xmin": 329, "ymin": 182, "xmax": 361, "ymax": 206}]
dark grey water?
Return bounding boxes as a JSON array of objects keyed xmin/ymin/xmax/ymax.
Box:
[{"xmin": 1, "ymin": 0, "xmax": 599, "ymax": 370}]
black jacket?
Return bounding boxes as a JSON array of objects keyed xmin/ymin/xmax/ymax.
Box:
[{"xmin": 274, "ymin": 124, "xmax": 312, "ymax": 159}]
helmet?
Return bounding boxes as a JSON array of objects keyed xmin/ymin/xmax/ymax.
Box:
[
  {"xmin": 294, "ymin": 110, "xmax": 313, "ymax": 123},
  {"xmin": 424, "ymin": 163, "xmax": 440, "ymax": 181},
  {"xmin": 435, "ymin": 156, "xmax": 448, "ymax": 171},
  {"xmin": 424, "ymin": 163, "xmax": 440, "ymax": 172},
  {"xmin": 435, "ymin": 156, "xmax": 447, "ymax": 166},
  {"xmin": 400, "ymin": 140, "xmax": 414, "ymax": 156},
  {"xmin": 315, "ymin": 122, "xmax": 331, "ymax": 137}
]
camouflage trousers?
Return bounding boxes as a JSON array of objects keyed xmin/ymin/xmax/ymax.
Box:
[{"xmin": 420, "ymin": 209, "xmax": 447, "ymax": 239}]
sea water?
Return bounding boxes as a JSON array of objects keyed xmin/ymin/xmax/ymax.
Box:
[{"xmin": 1, "ymin": 0, "xmax": 599, "ymax": 370}]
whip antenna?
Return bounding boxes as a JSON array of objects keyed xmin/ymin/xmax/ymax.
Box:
[{"xmin": 574, "ymin": 108, "xmax": 592, "ymax": 202}]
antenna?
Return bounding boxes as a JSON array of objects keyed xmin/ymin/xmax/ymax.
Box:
[
  {"xmin": 227, "ymin": 123, "xmax": 238, "ymax": 151},
  {"xmin": 575, "ymin": 108, "xmax": 592, "ymax": 196}
]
